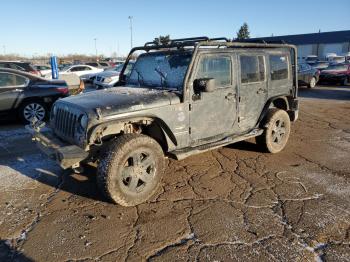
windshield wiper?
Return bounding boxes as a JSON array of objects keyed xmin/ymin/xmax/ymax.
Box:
[
  {"xmin": 154, "ymin": 67, "xmax": 168, "ymax": 89},
  {"xmin": 134, "ymin": 68, "xmax": 145, "ymax": 86}
]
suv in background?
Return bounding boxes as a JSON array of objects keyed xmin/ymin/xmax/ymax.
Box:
[
  {"xmin": 93, "ymin": 62, "xmax": 135, "ymax": 89},
  {"xmin": 0, "ymin": 61, "xmax": 40, "ymax": 76},
  {"xmin": 27, "ymin": 37, "xmax": 299, "ymax": 206}
]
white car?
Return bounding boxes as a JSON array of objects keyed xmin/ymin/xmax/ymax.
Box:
[
  {"xmin": 45, "ymin": 65, "xmax": 103, "ymax": 80},
  {"xmin": 93, "ymin": 62, "xmax": 134, "ymax": 89}
]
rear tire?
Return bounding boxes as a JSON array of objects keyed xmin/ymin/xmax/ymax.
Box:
[
  {"xmin": 256, "ymin": 109, "xmax": 291, "ymax": 153},
  {"xmin": 97, "ymin": 134, "xmax": 164, "ymax": 206},
  {"xmin": 18, "ymin": 100, "xmax": 47, "ymax": 124}
]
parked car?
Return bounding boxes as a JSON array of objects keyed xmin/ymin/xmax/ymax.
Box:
[
  {"xmin": 311, "ymin": 61, "xmax": 329, "ymax": 71},
  {"xmin": 325, "ymin": 53, "xmax": 337, "ymax": 61},
  {"xmin": 0, "ymin": 61, "xmax": 40, "ymax": 76},
  {"xmin": 328, "ymin": 56, "xmax": 346, "ymax": 65},
  {"xmin": 305, "ymin": 55, "xmax": 318, "ymax": 65},
  {"xmin": 52, "ymin": 65, "xmax": 103, "ymax": 80},
  {"xmin": 27, "ymin": 37, "xmax": 299, "ymax": 206},
  {"xmin": 0, "ymin": 68, "xmax": 69, "ymax": 123},
  {"xmin": 93, "ymin": 62, "xmax": 135, "ymax": 89},
  {"xmin": 298, "ymin": 63, "xmax": 320, "ymax": 88},
  {"xmin": 85, "ymin": 62, "xmax": 110, "ymax": 69},
  {"xmin": 35, "ymin": 65, "xmax": 52, "ymax": 77},
  {"xmin": 319, "ymin": 63, "xmax": 350, "ymax": 85},
  {"xmin": 343, "ymin": 52, "xmax": 350, "ymax": 63}
]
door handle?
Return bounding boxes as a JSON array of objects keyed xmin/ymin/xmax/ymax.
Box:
[
  {"xmin": 225, "ymin": 93, "xmax": 236, "ymax": 101},
  {"xmin": 257, "ymin": 88, "xmax": 266, "ymax": 94}
]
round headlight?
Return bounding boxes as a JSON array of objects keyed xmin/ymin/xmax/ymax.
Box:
[{"xmin": 80, "ymin": 114, "xmax": 88, "ymax": 129}]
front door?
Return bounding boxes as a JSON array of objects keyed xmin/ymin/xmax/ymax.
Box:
[
  {"xmin": 0, "ymin": 72, "xmax": 27, "ymax": 112},
  {"xmin": 238, "ymin": 54, "xmax": 268, "ymax": 132},
  {"xmin": 189, "ymin": 53, "xmax": 237, "ymax": 144}
]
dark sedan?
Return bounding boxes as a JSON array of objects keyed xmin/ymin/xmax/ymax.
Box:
[
  {"xmin": 319, "ymin": 64, "xmax": 350, "ymax": 86},
  {"xmin": 0, "ymin": 68, "xmax": 69, "ymax": 123},
  {"xmin": 298, "ymin": 63, "xmax": 320, "ymax": 88}
]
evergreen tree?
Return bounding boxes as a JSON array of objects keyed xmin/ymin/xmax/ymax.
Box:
[
  {"xmin": 236, "ymin": 23, "xmax": 250, "ymax": 40},
  {"xmin": 154, "ymin": 35, "xmax": 171, "ymax": 45}
]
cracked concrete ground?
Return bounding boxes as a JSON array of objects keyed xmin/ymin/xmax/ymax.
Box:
[{"xmin": 0, "ymin": 85, "xmax": 349, "ymax": 261}]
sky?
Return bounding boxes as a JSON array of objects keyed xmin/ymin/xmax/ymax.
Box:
[{"xmin": 1, "ymin": 0, "xmax": 349, "ymax": 57}]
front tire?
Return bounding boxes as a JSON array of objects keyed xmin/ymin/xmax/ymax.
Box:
[
  {"xmin": 256, "ymin": 109, "xmax": 291, "ymax": 153},
  {"xmin": 308, "ymin": 76, "xmax": 317, "ymax": 88},
  {"xmin": 97, "ymin": 134, "xmax": 165, "ymax": 206}
]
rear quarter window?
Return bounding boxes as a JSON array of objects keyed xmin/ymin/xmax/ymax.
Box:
[{"xmin": 269, "ymin": 55, "xmax": 289, "ymax": 80}]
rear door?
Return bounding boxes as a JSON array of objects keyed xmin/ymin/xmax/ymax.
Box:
[
  {"xmin": 238, "ymin": 53, "xmax": 267, "ymax": 132},
  {"xmin": 0, "ymin": 72, "xmax": 28, "ymax": 112}
]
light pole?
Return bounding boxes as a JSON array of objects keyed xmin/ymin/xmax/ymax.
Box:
[
  {"xmin": 128, "ymin": 16, "xmax": 133, "ymax": 49},
  {"xmin": 94, "ymin": 38, "xmax": 98, "ymax": 61}
]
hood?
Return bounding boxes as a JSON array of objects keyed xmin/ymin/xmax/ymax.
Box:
[
  {"xmin": 97, "ymin": 70, "xmax": 120, "ymax": 78},
  {"xmin": 57, "ymin": 86, "xmax": 180, "ymax": 118}
]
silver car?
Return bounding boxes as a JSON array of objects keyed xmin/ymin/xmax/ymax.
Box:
[{"xmin": 93, "ymin": 62, "xmax": 134, "ymax": 89}]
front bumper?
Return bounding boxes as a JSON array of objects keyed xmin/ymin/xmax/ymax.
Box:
[{"xmin": 25, "ymin": 124, "xmax": 89, "ymax": 169}]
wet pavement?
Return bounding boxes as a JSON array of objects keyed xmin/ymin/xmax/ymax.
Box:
[{"xmin": 0, "ymin": 85, "xmax": 349, "ymax": 261}]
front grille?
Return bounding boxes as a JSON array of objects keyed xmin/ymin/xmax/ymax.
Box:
[{"xmin": 54, "ymin": 107, "xmax": 79, "ymax": 140}]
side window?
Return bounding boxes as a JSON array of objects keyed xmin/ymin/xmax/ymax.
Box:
[
  {"xmin": 70, "ymin": 67, "xmax": 83, "ymax": 72},
  {"xmin": 0, "ymin": 73, "xmax": 28, "ymax": 87},
  {"xmin": 83, "ymin": 66, "xmax": 91, "ymax": 71},
  {"xmin": 196, "ymin": 55, "xmax": 231, "ymax": 86},
  {"xmin": 269, "ymin": 55, "xmax": 289, "ymax": 81},
  {"xmin": 125, "ymin": 63, "xmax": 134, "ymax": 76},
  {"xmin": 240, "ymin": 55, "xmax": 265, "ymax": 84}
]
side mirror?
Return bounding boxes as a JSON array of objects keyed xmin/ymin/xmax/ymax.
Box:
[{"xmin": 193, "ymin": 78, "xmax": 216, "ymax": 93}]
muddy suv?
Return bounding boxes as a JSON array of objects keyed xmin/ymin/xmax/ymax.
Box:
[{"xmin": 27, "ymin": 37, "xmax": 299, "ymax": 206}]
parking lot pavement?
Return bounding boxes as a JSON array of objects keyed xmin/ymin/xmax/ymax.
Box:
[{"xmin": 0, "ymin": 85, "xmax": 349, "ymax": 261}]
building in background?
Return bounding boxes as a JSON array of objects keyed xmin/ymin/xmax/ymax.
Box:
[{"xmin": 249, "ymin": 30, "xmax": 350, "ymax": 61}]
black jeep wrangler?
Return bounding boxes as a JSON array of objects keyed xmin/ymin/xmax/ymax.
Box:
[{"xmin": 27, "ymin": 37, "xmax": 299, "ymax": 206}]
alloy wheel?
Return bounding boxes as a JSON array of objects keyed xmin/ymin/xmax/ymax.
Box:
[{"xmin": 23, "ymin": 103, "xmax": 46, "ymax": 122}]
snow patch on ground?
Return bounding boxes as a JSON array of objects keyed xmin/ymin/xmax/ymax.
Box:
[{"xmin": 0, "ymin": 154, "xmax": 61, "ymax": 192}]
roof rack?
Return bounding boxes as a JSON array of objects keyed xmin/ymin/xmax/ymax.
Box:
[
  {"xmin": 144, "ymin": 36, "xmax": 230, "ymax": 47},
  {"xmin": 234, "ymin": 39, "xmax": 288, "ymax": 44}
]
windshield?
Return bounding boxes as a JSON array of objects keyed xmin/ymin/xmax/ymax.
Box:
[
  {"xmin": 327, "ymin": 65, "xmax": 347, "ymax": 71},
  {"xmin": 126, "ymin": 52, "xmax": 192, "ymax": 90},
  {"xmin": 59, "ymin": 66, "xmax": 71, "ymax": 72}
]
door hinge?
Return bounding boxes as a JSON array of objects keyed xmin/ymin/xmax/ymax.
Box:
[
  {"xmin": 239, "ymin": 96, "xmax": 241, "ymax": 103},
  {"xmin": 189, "ymin": 127, "xmax": 191, "ymax": 134},
  {"xmin": 189, "ymin": 104, "xmax": 192, "ymax": 111}
]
